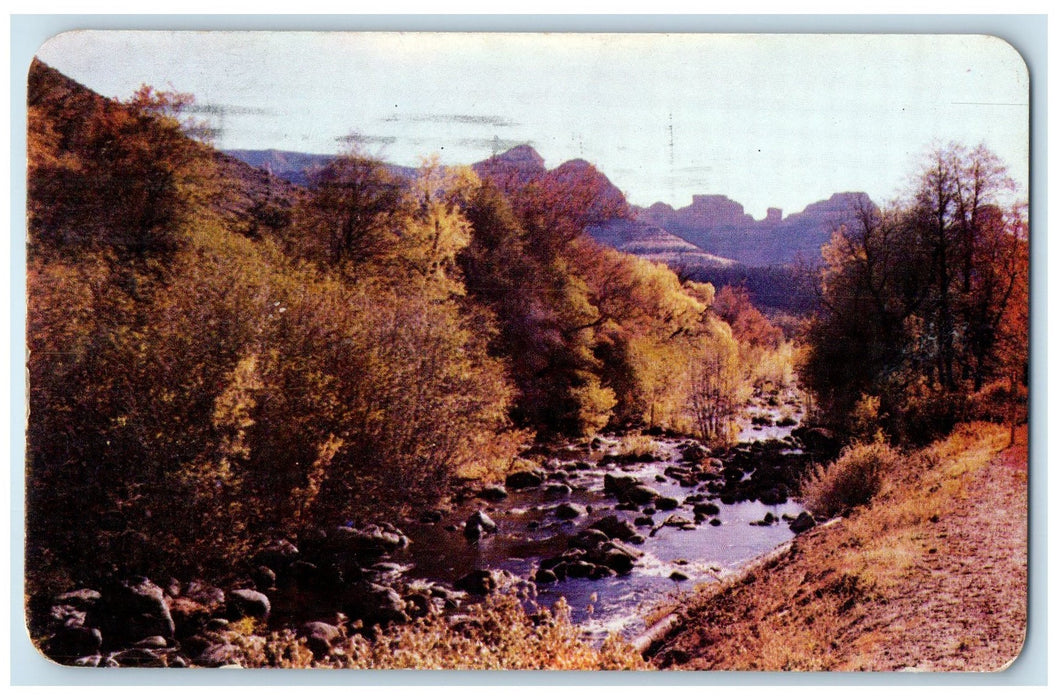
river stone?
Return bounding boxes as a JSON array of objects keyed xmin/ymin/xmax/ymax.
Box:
[
  {"xmin": 505, "ymin": 468, "xmax": 545, "ymax": 490},
  {"xmin": 790, "ymin": 511, "xmax": 816, "ymax": 534},
  {"xmin": 533, "ymin": 568, "xmax": 558, "ymax": 585},
  {"xmin": 134, "ymin": 635, "xmax": 170, "ymax": 649},
  {"xmin": 681, "ymin": 443, "xmax": 709, "ymax": 463},
  {"xmin": 589, "ymin": 515, "xmax": 637, "ymax": 542},
  {"xmin": 195, "ymin": 642, "xmax": 240, "ymax": 668},
  {"xmin": 693, "ymin": 502, "xmax": 720, "ymax": 517},
  {"xmin": 419, "ymin": 509, "xmax": 443, "ymax": 524},
  {"xmin": 669, "ymin": 571, "xmax": 689, "ymax": 582},
  {"xmin": 544, "ymin": 483, "xmax": 573, "ymax": 499},
  {"xmin": 106, "ymin": 577, "xmax": 176, "ymax": 643},
  {"xmin": 555, "ymin": 502, "xmax": 587, "ymax": 520},
  {"xmin": 603, "ymin": 474, "xmax": 639, "ymax": 496},
  {"xmin": 299, "ymin": 621, "xmax": 342, "ymax": 658},
  {"xmin": 565, "ymin": 560, "xmax": 596, "ymax": 578},
  {"xmin": 622, "ymin": 484, "xmax": 661, "ymax": 505},
  {"xmin": 655, "ymin": 496, "xmax": 679, "ymax": 511},
  {"xmin": 345, "ymin": 582, "xmax": 408, "ymax": 626},
  {"xmin": 55, "ymin": 589, "xmax": 102, "ymax": 611},
  {"xmin": 110, "ymin": 647, "xmax": 166, "ymax": 668},
  {"xmin": 253, "ymin": 539, "xmax": 300, "ymax": 573},
  {"xmin": 454, "ymin": 569, "xmax": 499, "ymax": 595},
  {"xmin": 45, "ymin": 625, "xmax": 103, "ymax": 663},
  {"xmin": 332, "ymin": 524, "xmax": 409, "ymax": 558},
  {"xmin": 251, "ymin": 565, "xmax": 277, "ymax": 591},
  {"xmin": 602, "ymin": 549, "xmax": 635, "ymax": 575},
  {"xmin": 479, "ymin": 484, "xmax": 509, "ymax": 501},
  {"xmin": 227, "ymin": 589, "xmax": 270, "ymax": 621}
]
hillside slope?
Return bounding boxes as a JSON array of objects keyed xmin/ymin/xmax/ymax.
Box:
[{"xmin": 648, "ymin": 423, "xmax": 1027, "ymax": 671}]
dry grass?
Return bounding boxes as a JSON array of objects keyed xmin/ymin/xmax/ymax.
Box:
[
  {"xmin": 650, "ymin": 422, "xmax": 1022, "ymax": 671},
  {"xmin": 223, "ymin": 595, "xmax": 648, "ymax": 670}
]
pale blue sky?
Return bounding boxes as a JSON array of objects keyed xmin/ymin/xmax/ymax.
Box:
[{"xmin": 36, "ymin": 31, "xmax": 1029, "ymax": 219}]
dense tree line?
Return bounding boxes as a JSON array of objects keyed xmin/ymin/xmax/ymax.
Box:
[
  {"xmin": 26, "ymin": 61, "xmax": 774, "ymax": 594},
  {"xmin": 801, "ymin": 144, "xmax": 1028, "ymax": 444}
]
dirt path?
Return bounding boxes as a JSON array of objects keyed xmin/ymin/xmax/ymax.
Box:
[
  {"xmin": 648, "ymin": 424, "xmax": 1028, "ymax": 671},
  {"xmin": 851, "ymin": 426, "xmax": 1028, "ymax": 671}
]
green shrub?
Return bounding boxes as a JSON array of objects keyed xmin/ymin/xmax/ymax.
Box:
[{"xmin": 800, "ymin": 441, "xmax": 901, "ymax": 519}]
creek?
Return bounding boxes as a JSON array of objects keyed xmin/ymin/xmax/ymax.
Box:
[{"xmin": 390, "ymin": 389, "xmax": 812, "ymax": 642}]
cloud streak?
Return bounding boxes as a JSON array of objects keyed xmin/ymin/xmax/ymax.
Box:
[{"xmin": 381, "ymin": 113, "xmax": 520, "ymax": 128}]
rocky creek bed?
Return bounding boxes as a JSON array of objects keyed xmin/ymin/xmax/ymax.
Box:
[{"xmin": 31, "ymin": 390, "xmax": 841, "ymax": 667}]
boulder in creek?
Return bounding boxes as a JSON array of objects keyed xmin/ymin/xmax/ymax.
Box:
[
  {"xmin": 544, "ymin": 483, "xmax": 573, "ymax": 499},
  {"xmin": 681, "ymin": 443, "xmax": 709, "ymax": 463},
  {"xmin": 621, "ymin": 484, "xmax": 662, "ymax": 506},
  {"xmin": 332, "ymin": 524, "xmax": 410, "ymax": 559},
  {"xmin": 692, "ymin": 502, "xmax": 720, "ymax": 518},
  {"xmin": 554, "ymin": 502, "xmax": 587, "ymax": 520},
  {"xmin": 226, "ymin": 589, "xmax": 271, "ymax": 622},
  {"xmin": 603, "ymin": 473, "xmax": 640, "ymax": 496},
  {"xmin": 790, "ymin": 511, "xmax": 817, "ymax": 534},
  {"xmin": 505, "ymin": 467, "xmax": 545, "ymax": 490},
  {"xmin": 55, "ymin": 589, "xmax": 102, "ymax": 611},
  {"xmin": 464, "ymin": 510, "xmax": 498, "ymax": 541},
  {"xmin": 569, "ymin": 528, "xmax": 610, "ymax": 551},
  {"xmin": 655, "ymin": 496, "xmax": 679, "ymax": 511},
  {"xmin": 454, "ymin": 569, "xmax": 500, "ymax": 595},
  {"xmin": 533, "ymin": 568, "xmax": 558, "ymax": 585},
  {"xmin": 479, "ymin": 484, "xmax": 509, "ymax": 501},
  {"xmin": 419, "ymin": 509, "xmax": 443, "ymax": 524},
  {"xmin": 565, "ymin": 560, "xmax": 596, "ymax": 579},
  {"xmin": 601, "ymin": 548, "xmax": 636, "ymax": 575},
  {"xmin": 588, "ymin": 515, "xmax": 638, "ymax": 542},
  {"xmin": 251, "ymin": 565, "xmax": 277, "ymax": 591}
]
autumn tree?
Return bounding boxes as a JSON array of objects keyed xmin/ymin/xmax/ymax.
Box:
[
  {"xmin": 290, "ymin": 147, "xmax": 409, "ymax": 272},
  {"xmin": 27, "ymin": 60, "xmax": 214, "ymax": 261},
  {"xmin": 802, "ymin": 144, "xmax": 1027, "ymax": 442}
]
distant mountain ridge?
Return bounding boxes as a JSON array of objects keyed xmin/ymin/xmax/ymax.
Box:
[
  {"xmin": 636, "ymin": 191, "xmax": 872, "ymax": 267},
  {"xmin": 225, "ymin": 145, "xmax": 872, "ymax": 268}
]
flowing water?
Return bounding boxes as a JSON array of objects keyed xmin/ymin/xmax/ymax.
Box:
[{"xmin": 391, "ymin": 393, "xmax": 809, "ymax": 642}]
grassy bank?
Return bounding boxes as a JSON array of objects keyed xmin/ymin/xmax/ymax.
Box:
[{"xmin": 647, "ymin": 422, "xmax": 1027, "ymax": 671}]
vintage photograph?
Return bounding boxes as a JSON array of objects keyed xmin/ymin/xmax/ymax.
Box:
[{"xmin": 24, "ymin": 31, "xmax": 1028, "ymax": 671}]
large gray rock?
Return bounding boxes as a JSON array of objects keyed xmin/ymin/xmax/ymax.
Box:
[
  {"xmin": 454, "ymin": 569, "xmax": 500, "ymax": 595},
  {"xmin": 226, "ymin": 589, "xmax": 271, "ymax": 621},
  {"xmin": 194, "ymin": 642, "xmax": 240, "ymax": 668},
  {"xmin": 344, "ymin": 582, "xmax": 408, "ymax": 627},
  {"xmin": 299, "ymin": 621, "xmax": 342, "ymax": 658},
  {"xmin": 332, "ymin": 524, "xmax": 409, "ymax": 559},
  {"xmin": 505, "ymin": 468, "xmax": 545, "ymax": 490},
  {"xmin": 790, "ymin": 511, "xmax": 817, "ymax": 534},
  {"xmin": 44, "ymin": 625, "xmax": 103, "ymax": 663},
  {"xmin": 554, "ymin": 502, "xmax": 587, "ymax": 520},
  {"xmin": 588, "ymin": 515, "xmax": 638, "ymax": 542},
  {"xmin": 479, "ymin": 484, "xmax": 509, "ymax": 501},
  {"xmin": 252, "ymin": 539, "xmax": 300, "ymax": 574},
  {"xmin": 106, "ymin": 577, "xmax": 175, "ymax": 643}
]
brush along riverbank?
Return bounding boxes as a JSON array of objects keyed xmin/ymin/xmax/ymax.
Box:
[{"xmin": 645, "ymin": 422, "xmax": 1028, "ymax": 671}]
